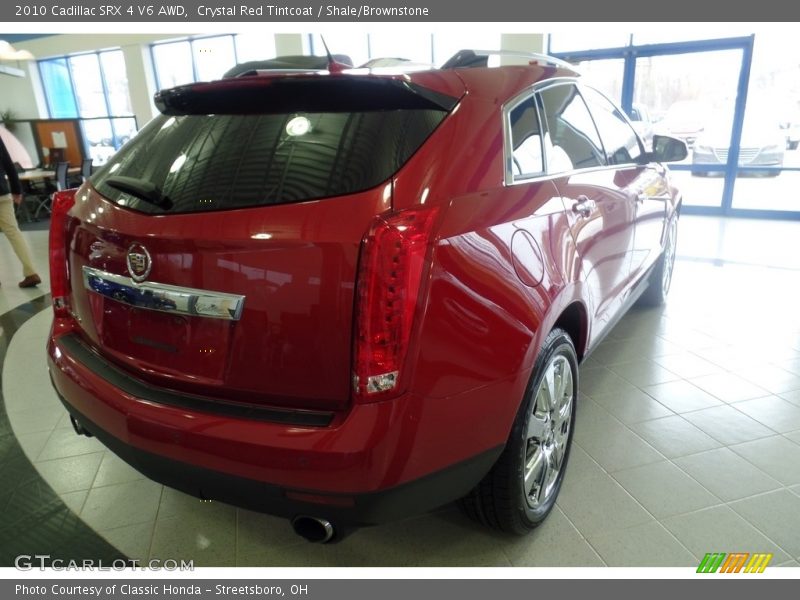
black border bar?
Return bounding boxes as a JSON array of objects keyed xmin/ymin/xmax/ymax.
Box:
[{"xmin": 3, "ymin": 1, "xmax": 800, "ymax": 22}]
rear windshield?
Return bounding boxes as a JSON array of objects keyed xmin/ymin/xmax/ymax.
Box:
[{"xmin": 91, "ymin": 109, "xmax": 446, "ymax": 214}]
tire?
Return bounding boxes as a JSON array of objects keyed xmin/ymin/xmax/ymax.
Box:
[
  {"xmin": 639, "ymin": 214, "xmax": 678, "ymax": 306},
  {"xmin": 459, "ymin": 328, "xmax": 577, "ymax": 534}
]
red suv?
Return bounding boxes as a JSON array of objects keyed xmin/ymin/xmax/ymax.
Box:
[{"xmin": 47, "ymin": 51, "xmax": 686, "ymax": 543}]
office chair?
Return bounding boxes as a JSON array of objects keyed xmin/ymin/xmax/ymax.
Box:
[
  {"xmin": 81, "ymin": 158, "xmax": 93, "ymax": 182},
  {"xmin": 33, "ymin": 161, "xmax": 69, "ymax": 220}
]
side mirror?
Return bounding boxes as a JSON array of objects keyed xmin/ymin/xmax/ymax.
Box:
[{"xmin": 651, "ymin": 134, "xmax": 688, "ymax": 163}]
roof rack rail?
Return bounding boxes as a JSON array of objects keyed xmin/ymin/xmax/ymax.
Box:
[
  {"xmin": 441, "ymin": 49, "xmax": 578, "ymax": 74},
  {"xmin": 223, "ymin": 55, "xmax": 353, "ymax": 78}
]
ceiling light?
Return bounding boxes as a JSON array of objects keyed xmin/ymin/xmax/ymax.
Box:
[
  {"xmin": 0, "ymin": 41, "xmax": 34, "ymax": 61},
  {"xmin": 286, "ymin": 116, "xmax": 312, "ymax": 137}
]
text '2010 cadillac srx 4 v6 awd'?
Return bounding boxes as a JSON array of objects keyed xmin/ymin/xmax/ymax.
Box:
[{"xmin": 48, "ymin": 50, "xmax": 686, "ymax": 543}]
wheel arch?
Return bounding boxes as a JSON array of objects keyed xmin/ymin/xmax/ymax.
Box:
[{"xmin": 551, "ymin": 301, "xmax": 589, "ymax": 362}]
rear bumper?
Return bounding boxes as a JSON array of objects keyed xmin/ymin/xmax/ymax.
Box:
[
  {"xmin": 48, "ymin": 326, "xmax": 507, "ymax": 525},
  {"xmin": 55, "ymin": 396, "xmax": 500, "ymax": 526}
]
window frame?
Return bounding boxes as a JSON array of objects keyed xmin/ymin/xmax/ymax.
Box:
[
  {"xmin": 502, "ymin": 77, "xmax": 648, "ymax": 187},
  {"xmin": 37, "ymin": 48, "xmax": 136, "ymax": 162},
  {"xmin": 577, "ymin": 83, "xmax": 646, "ymax": 166},
  {"xmin": 502, "ymin": 91, "xmax": 548, "ymax": 184},
  {"xmin": 150, "ymin": 34, "xmax": 276, "ymax": 89},
  {"xmin": 538, "ymin": 81, "xmax": 607, "ymax": 173},
  {"xmin": 38, "ymin": 57, "xmax": 79, "ymax": 119}
]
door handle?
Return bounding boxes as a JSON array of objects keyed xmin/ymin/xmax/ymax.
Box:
[{"xmin": 572, "ymin": 196, "xmax": 596, "ymax": 218}]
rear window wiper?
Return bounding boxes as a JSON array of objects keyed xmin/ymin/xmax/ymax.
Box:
[{"xmin": 106, "ymin": 176, "xmax": 173, "ymax": 210}]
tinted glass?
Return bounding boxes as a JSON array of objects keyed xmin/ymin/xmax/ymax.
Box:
[
  {"xmin": 508, "ymin": 96, "xmax": 544, "ymax": 178},
  {"xmin": 581, "ymin": 86, "xmax": 643, "ymax": 165},
  {"xmin": 92, "ymin": 110, "xmax": 445, "ymax": 214},
  {"xmin": 39, "ymin": 58, "xmax": 78, "ymax": 118},
  {"xmin": 539, "ymin": 84, "xmax": 604, "ymax": 172},
  {"xmin": 152, "ymin": 41, "xmax": 194, "ymax": 88}
]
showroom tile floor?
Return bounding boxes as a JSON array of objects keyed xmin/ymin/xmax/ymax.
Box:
[{"xmin": 2, "ymin": 216, "xmax": 800, "ymax": 567}]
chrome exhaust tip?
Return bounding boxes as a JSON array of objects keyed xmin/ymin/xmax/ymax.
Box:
[
  {"xmin": 291, "ymin": 515, "xmax": 335, "ymax": 544},
  {"xmin": 70, "ymin": 415, "xmax": 93, "ymax": 438}
]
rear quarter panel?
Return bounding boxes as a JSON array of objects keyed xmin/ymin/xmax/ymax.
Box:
[{"xmin": 391, "ymin": 91, "xmax": 586, "ymax": 445}]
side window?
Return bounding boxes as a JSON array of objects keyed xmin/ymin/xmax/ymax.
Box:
[
  {"xmin": 538, "ymin": 84, "xmax": 605, "ymax": 173},
  {"xmin": 508, "ymin": 96, "xmax": 544, "ymax": 179},
  {"xmin": 581, "ymin": 86, "xmax": 643, "ymax": 165}
]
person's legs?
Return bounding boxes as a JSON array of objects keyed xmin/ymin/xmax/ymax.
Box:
[{"xmin": 0, "ymin": 194, "xmax": 39, "ymax": 280}]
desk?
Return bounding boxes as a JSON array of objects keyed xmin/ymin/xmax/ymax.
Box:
[
  {"xmin": 19, "ymin": 167, "xmax": 81, "ymax": 183},
  {"xmin": 15, "ymin": 168, "xmax": 81, "ymax": 223}
]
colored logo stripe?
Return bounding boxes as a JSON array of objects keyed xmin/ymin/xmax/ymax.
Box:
[
  {"xmin": 697, "ymin": 553, "xmax": 727, "ymax": 573},
  {"xmin": 720, "ymin": 553, "xmax": 749, "ymax": 573},
  {"xmin": 744, "ymin": 553, "xmax": 773, "ymax": 573},
  {"xmin": 696, "ymin": 552, "xmax": 772, "ymax": 573}
]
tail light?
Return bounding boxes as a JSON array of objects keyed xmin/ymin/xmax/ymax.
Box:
[
  {"xmin": 352, "ymin": 207, "xmax": 439, "ymax": 403},
  {"xmin": 49, "ymin": 189, "xmax": 77, "ymax": 317}
]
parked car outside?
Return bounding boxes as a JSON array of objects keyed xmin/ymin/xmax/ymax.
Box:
[
  {"xmin": 47, "ymin": 50, "xmax": 686, "ymax": 543},
  {"xmin": 655, "ymin": 99, "xmax": 711, "ymax": 148},
  {"xmin": 629, "ymin": 102, "xmax": 655, "ymax": 149},
  {"xmin": 693, "ymin": 110, "xmax": 785, "ymax": 176},
  {"xmin": 780, "ymin": 109, "xmax": 800, "ymax": 150}
]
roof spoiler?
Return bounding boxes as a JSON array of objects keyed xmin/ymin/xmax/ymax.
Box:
[
  {"xmin": 442, "ymin": 49, "xmax": 579, "ymax": 74},
  {"xmin": 154, "ymin": 76, "xmax": 460, "ymax": 116}
]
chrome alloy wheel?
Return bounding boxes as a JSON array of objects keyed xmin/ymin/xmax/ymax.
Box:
[
  {"xmin": 662, "ymin": 217, "xmax": 678, "ymax": 296},
  {"xmin": 524, "ymin": 354, "xmax": 574, "ymax": 509}
]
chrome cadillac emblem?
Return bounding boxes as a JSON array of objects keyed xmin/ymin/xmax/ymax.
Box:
[{"xmin": 126, "ymin": 243, "xmax": 152, "ymax": 283}]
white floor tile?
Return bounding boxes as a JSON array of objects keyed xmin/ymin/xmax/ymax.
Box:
[
  {"xmin": 612, "ymin": 461, "xmax": 719, "ymax": 518},
  {"xmin": 780, "ymin": 389, "xmax": 800, "ymax": 408},
  {"xmin": 608, "ymin": 360, "xmax": 681, "ymax": 387},
  {"xmin": 81, "ymin": 479, "xmax": 163, "ymax": 531},
  {"xmin": 732, "ymin": 396, "xmax": 800, "ymax": 433},
  {"xmin": 150, "ymin": 514, "xmax": 237, "ymax": 567},
  {"xmin": 35, "ymin": 426, "xmax": 105, "ymax": 462},
  {"xmin": 587, "ymin": 386, "xmax": 674, "ymax": 425},
  {"xmin": 689, "ymin": 372, "xmax": 771, "ymax": 403},
  {"xmin": 93, "ymin": 452, "xmax": 147, "ymax": 488},
  {"xmin": 579, "ymin": 367, "xmax": 639, "ymax": 396},
  {"xmin": 662, "ymin": 506, "xmax": 791, "ymax": 564},
  {"xmin": 729, "ymin": 490, "xmax": 800, "ymax": 558},
  {"xmin": 573, "ymin": 399, "xmax": 664, "ymax": 472},
  {"xmin": 729, "ymin": 436, "xmax": 800, "ymax": 485},
  {"xmin": 500, "ymin": 507, "xmax": 605, "ymax": 567},
  {"xmin": 681, "ymin": 405, "xmax": 776, "ymax": 445},
  {"xmin": 35, "ymin": 452, "xmax": 104, "ymax": 494},
  {"xmin": 586, "ymin": 521, "xmax": 697, "ymax": 566},
  {"xmin": 99, "ymin": 521, "xmax": 156, "ymax": 563},
  {"xmin": 629, "ymin": 415, "xmax": 721, "ymax": 459},
  {"xmin": 674, "ymin": 448, "xmax": 782, "ymax": 501},
  {"xmin": 557, "ymin": 468, "xmax": 653, "ymax": 538},
  {"xmin": 738, "ymin": 365, "xmax": 800, "ymax": 395},
  {"xmin": 641, "ymin": 380, "xmax": 723, "ymax": 414},
  {"xmin": 654, "ymin": 354, "xmax": 724, "ymax": 379}
]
